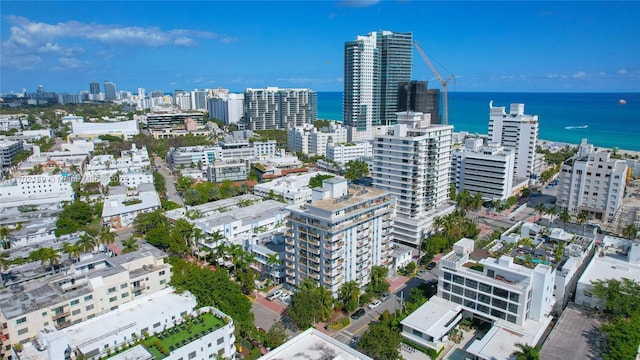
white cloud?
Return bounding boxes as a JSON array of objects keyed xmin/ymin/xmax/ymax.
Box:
[
  {"xmin": 339, "ymin": 0, "xmax": 380, "ymax": 8},
  {"xmin": 572, "ymin": 71, "xmax": 588, "ymax": 78},
  {"xmin": 1, "ymin": 15, "xmax": 234, "ymax": 69},
  {"xmin": 617, "ymin": 68, "xmax": 628, "ymax": 75},
  {"xmin": 54, "ymin": 57, "xmax": 88, "ymax": 71}
]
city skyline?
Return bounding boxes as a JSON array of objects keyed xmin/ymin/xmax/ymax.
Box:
[{"xmin": 1, "ymin": 1, "xmax": 639, "ymax": 94}]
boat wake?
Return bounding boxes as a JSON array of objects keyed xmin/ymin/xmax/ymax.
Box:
[{"xmin": 564, "ymin": 125, "xmax": 589, "ymax": 130}]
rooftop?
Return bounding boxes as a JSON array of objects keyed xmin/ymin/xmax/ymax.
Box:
[
  {"xmin": 296, "ymin": 185, "xmax": 390, "ymax": 213},
  {"xmin": 258, "ymin": 328, "xmax": 372, "ymax": 360}
]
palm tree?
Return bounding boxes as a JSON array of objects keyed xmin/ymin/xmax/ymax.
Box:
[
  {"xmin": 98, "ymin": 227, "xmax": 115, "ymax": 247},
  {"xmin": 75, "ymin": 234, "xmax": 97, "ymax": 254},
  {"xmin": 37, "ymin": 247, "xmax": 61, "ymax": 271},
  {"xmin": 622, "ymin": 224, "xmax": 639, "ymax": 240},
  {"xmin": 432, "ymin": 216, "xmax": 445, "ymax": 233},
  {"xmin": 576, "ymin": 212, "xmax": 589, "ymax": 234},
  {"xmin": 266, "ymin": 253, "xmax": 282, "ymax": 283},
  {"xmin": 546, "ymin": 206, "xmax": 557, "ymax": 224},
  {"xmin": 122, "ymin": 237, "xmax": 139, "ymax": 253},
  {"xmin": 512, "ymin": 343, "xmax": 540, "ymax": 360},
  {"xmin": 0, "ymin": 226, "xmax": 11, "ymax": 250},
  {"xmin": 534, "ymin": 203, "xmax": 546, "ymax": 222},
  {"xmin": 227, "ymin": 244, "xmax": 246, "ymax": 273},
  {"xmin": 559, "ymin": 208, "xmax": 572, "ymax": 229},
  {"xmin": 192, "ymin": 227, "xmax": 204, "ymax": 258},
  {"xmin": 316, "ymin": 285, "xmax": 333, "ymax": 322},
  {"xmin": 339, "ymin": 281, "xmax": 360, "ymax": 311},
  {"xmin": 0, "ymin": 252, "xmax": 11, "ymax": 272}
]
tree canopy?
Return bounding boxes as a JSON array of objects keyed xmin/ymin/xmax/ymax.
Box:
[
  {"xmin": 55, "ymin": 201, "xmax": 96, "ymax": 236},
  {"xmin": 344, "ymin": 160, "xmax": 369, "ymax": 181}
]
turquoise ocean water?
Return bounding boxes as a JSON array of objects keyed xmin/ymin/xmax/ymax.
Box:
[{"xmin": 317, "ymin": 92, "xmax": 640, "ymax": 151}]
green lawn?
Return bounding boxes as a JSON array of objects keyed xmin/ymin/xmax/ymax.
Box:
[{"xmin": 142, "ymin": 312, "xmax": 226, "ymax": 359}]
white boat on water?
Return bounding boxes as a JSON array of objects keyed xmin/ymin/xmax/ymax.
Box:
[{"xmin": 619, "ymin": 99, "xmax": 627, "ymax": 105}]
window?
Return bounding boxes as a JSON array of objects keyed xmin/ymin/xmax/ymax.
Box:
[
  {"xmin": 443, "ymin": 282, "xmax": 451, "ymax": 291},
  {"xmin": 479, "ymin": 283, "xmax": 492, "ymax": 294},
  {"xmin": 477, "ymin": 304, "xmax": 490, "ymax": 314},
  {"xmin": 451, "ymin": 295, "xmax": 462, "ymax": 304},
  {"xmin": 189, "ymin": 352, "xmax": 196, "ymax": 360},
  {"xmin": 444, "ymin": 272, "xmax": 452, "ymax": 281},
  {"xmin": 493, "ymin": 287, "xmax": 509, "ymax": 299},
  {"xmin": 465, "ymin": 279, "xmax": 478, "ymax": 289},
  {"xmin": 70, "ymin": 299, "xmax": 80, "ymax": 306},
  {"xmin": 493, "ymin": 298, "xmax": 507, "ymax": 310},
  {"xmin": 509, "ymin": 292, "xmax": 519, "ymax": 302},
  {"xmin": 16, "ymin": 317, "xmax": 26, "ymax": 325},
  {"xmin": 478, "ymin": 294, "xmax": 491, "ymax": 304},
  {"xmin": 86, "ymin": 305, "xmax": 94, "ymax": 311},
  {"xmin": 160, "ymin": 279, "xmax": 166, "ymax": 285},
  {"xmin": 491, "ymin": 308, "xmax": 506, "ymax": 319},
  {"xmin": 120, "ymin": 283, "xmax": 128, "ymax": 289},
  {"xmin": 72, "ymin": 309, "xmax": 81, "ymax": 316},
  {"xmin": 464, "ymin": 289, "xmax": 477, "ymax": 300},
  {"xmin": 107, "ymin": 287, "xmax": 116, "ymax": 294},
  {"xmin": 41, "ymin": 312, "xmax": 47, "ymax": 317},
  {"xmin": 84, "ymin": 295, "xmax": 93, "ymax": 301},
  {"xmin": 508, "ymin": 303, "xmax": 518, "ymax": 314},
  {"xmin": 121, "ymin": 293, "xmax": 129, "ymax": 298},
  {"xmin": 159, "ymin": 270, "xmax": 166, "ymax": 276},
  {"xmin": 109, "ymin": 296, "xmax": 117, "ymax": 303},
  {"xmin": 507, "ymin": 314, "xmax": 517, "ymax": 323},
  {"xmin": 452, "ymin": 285, "xmax": 463, "ymax": 295},
  {"xmin": 154, "ymin": 322, "xmax": 161, "ymax": 328},
  {"xmin": 17, "ymin": 328, "xmax": 29, "ymax": 335},
  {"xmin": 217, "ymin": 337, "xmax": 224, "ymax": 345},
  {"xmin": 453, "ymin": 275, "xmax": 464, "ymax": 285}
]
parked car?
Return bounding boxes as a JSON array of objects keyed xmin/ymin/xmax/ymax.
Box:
[
  {"xmin": 379, "ymin": 292, "xmax": 391, "ymax": 302},
  {"xmin": 350, "ymin": 308, "xmax": 366, "ymax": 320},
  {"xmin": 268, "ymin": 290, "xmax": 283, "ymax": 301},
  {"xmin": 417, "ymin": 269, "xmax": 427, "ymax": 277},
  {"xmin": 368, "ymin": 299, "xmax": 381, "ymax": 309},
  {"xmin": 426, "ymin": 262, "xmax": 437, "ymax": 270},
  {"xmin": 280, "ymin": 293, "xmax": 292, "ymax": 303}
]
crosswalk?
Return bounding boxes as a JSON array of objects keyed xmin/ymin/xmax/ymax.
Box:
[{"xmin": 333, "ymin": 330, "xmax": 354, "ymax": 346}]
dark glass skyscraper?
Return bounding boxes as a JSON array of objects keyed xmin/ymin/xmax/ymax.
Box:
[
  {"xmin": 103, "ymin": 81, "xmax": 117, "ymax": 100},
  {"xmin": 89, "ymin": 82, "xmax": 100, "ymax": 95},
  {"xmin": 397, "ymin": 81, "xmax": 441, "ymax": 124},
  {"xmin": 377, "ymin": 31, "xmax": 413, "ymax": 125}
]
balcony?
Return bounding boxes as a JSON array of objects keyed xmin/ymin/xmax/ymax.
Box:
[
  {"xmin": 309, "ymin": 264, "xmax": 320, "ymax": 272},
  {"xmin": 52, "ymin": 310, "xmax": 70, "ymax": 320},
  {"xmin": 309, "ymin": 272, "xmax": 320, "ymax": 280},
  {"xmin": 285, "ymin": 231, "xmax": 293, "ymax": 237},
  {"xmin": 310, "ymin": 255, "xmax": 320, "ymax": 263},
  {"xmin": 308, "ymin": 238, "xmax": 320, "ymax": 246},
  {"xmin": 131, "ymin": 282, "xmax": 145, "ymax": 292},
  {"xmin": 285, "ymin": 246, "xmax": 295, "ymax": 254},
  {"xmin": 286, "ymin": 277, "xmax": 296, "ymax": 285},
  {"xmin": 308, "ymin": 247, "xmax": 320, "ymax": 255},
  {"xmin": 285, "ymin": 237, "xmax": 294, "ymax": 246},
  {"xmin": 55, "ymin": 321, "xmax": 72, "ymax": 330},
  {"xmin": 286, "ymin": 269, "xmax": 295, "ymax": 277},
  {"xmin": 285, "ymin": 254, "xmax": 295, "ymax": 262}
]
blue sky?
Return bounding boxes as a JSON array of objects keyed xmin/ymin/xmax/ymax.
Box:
[{"xmin": 1, "ymin": 1, "xmax": 638, "ymax": 94}]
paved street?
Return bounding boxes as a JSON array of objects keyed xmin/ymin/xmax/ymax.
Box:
[{"xmin": 153, "ymin": 155, "xmax": 184, "ymax": 206}]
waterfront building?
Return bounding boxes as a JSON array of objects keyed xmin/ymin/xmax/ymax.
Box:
[
  {"xmin": 401, "ymin": 239, "xmax": 555, "ymax": 358},
  {"xmin": 243, "ymin": 87, "xmax": 317, "ymax": 130},
  {"xmin": 451, "ymin": 138, "xmax": 515, "ymax": 201},
  {"xmin": 103, "ymin": 81, "xmax": 117, "ymax": 101},
  {"xmin": 488, "ymin": 102, "xmax": 539, "ymax": 181},
  {"xmin": 285, "ymin": 178, "xmax": 395, "ymax": 296},
  {"xmin": 191, "ymin": 89, "xmax": 208, "ymax": 110},
  {"xmin": 575, "ymin": 236, "xmax": 640, "ymax": 308},
  {"xmin": 397, "ymin": 80, "xmax": 440, "ymax": 125},
  {"xmin": 372, "ymin": 111, "xmax": 454, "ymax": 247},
  {"xmin": 174, "ymin": 92, "xmax": 192, "ymax": 110},
  {"xmin": 344, "ymin": 31, "xmax": 412, "ymax": 133},
  {"xmin": 17, "ymin": 288, "xmax": 236, "ymax": 360},
  {"xmin": 0, "ymin": 244, "xmax": 171, "ymax": 356},
  {"xmin": 556, "ymin": 139, "xmax": 628, "ymax": 222}
]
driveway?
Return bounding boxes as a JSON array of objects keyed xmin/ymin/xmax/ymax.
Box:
[{"xmin": 153, "ymin": 156, "xmax": 183, "ymax": 206}]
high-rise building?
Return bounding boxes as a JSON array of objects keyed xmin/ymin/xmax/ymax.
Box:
[
  {"xmin": 89, "ymin": 82, "xmax": 100, "ymax": 95},
  {"xmin": 488, "ymin": 102, "xmax": 539, "ymax": 180},
  {"xmin": 191, "ymin": 90, "xmax": 208, "ymax": 110},
  {"xmin": 175, "ymin": 92, "xmax": 192, "ymax": 110},
  {"xmin": 208, "ymin": 93, "xmax": 245, "ymax": 124},
  {"xmin": 103, "ymin": 81, "xmax": 117, "ymax": 100},
  {"xmin": 243, "ymin": 87, "xmax": 317, "ymax": 130},
  {"xmin": 397, "ymin": 81, "xmax": 440, "ymax": 125},
  {"xmin": 372, "ymin": 112, "xmax": 454, "ymax": 247},
  {"xmin": 285, "ymin": 178, "xmax": 395, "ymax": 296},
  {"xmin": 556, "ymin": 139, "xmax": 628, "ymax": 222},
  {"xmin": 344, "ymin": 31, "xmax": 412, "ymax": 132}
]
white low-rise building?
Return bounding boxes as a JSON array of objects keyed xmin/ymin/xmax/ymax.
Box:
[
  {"xmin": 70, "ymin": 120, "xmax": 139, "ymax": 140},
  {"xmin": 253, "ymin": 171, "xmax": 335, "ymax": 204},
  {"xmin": 287, "ymin": 122, "xmax": 348, "ymax": 156},
  {"xmin": 61, "ymin": 114, "xmax": 84, "ymax": 124},
  {"xmin": 101, "ymin": 184, "xmax": 161, "ymax": 229},
  {"xmin": 0, "ymin": 174, "xmax": 74, "ymax": 208},
  {"xmin": 401, "ymin": 239, "xmax": 555, "ymax": 359},
  {"xmin": 259, "ymin": 328, "xmax": 371, "ymax": 360},
  {"xmin": 575, "ymin": 236, "xmax": 640, "ymax": 308},
  {"xmin": 326, "ymin": 141, "xmax": 372, "ymax": 165},
  {"xmin": 0, "ymin": 115, "xmax": 28, "ymax": 131},
  {"xmin": 18, "ymin": 288, "xmax": 236, "ymax": 360}
]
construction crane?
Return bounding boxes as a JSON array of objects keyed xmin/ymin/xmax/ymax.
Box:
[{"xmin": 414, "ymin": 41, "xmax": 455, "ymax": 125}]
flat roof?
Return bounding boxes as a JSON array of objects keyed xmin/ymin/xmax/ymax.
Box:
[
  {"xmin": 193, "ymin": 200, "xmax": 287, "ymax": 229},
  {"xmin": 578, "ymin": 252, "xmax": 640, "ymax": 286},
  {"xmin": 401, "ymin": 297, "xmax": 461, "ymax": 339},
  {"xmin": 258, "ymin": 328, "xmax": 372, "ymax": 360},
  {"xmin": 539, "ymin": 304, "xmax": 603, "ymax": 360},
  {"xmin": 102, "ymin": 190, "xmax": 161, "ymax": 217}
]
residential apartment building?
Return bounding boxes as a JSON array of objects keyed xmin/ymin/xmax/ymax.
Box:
[
  {"xmin": 556, "ymin": 139, "xmax": 628, "ymax": 222},
  {"xmin": 401, "ymin": 239, "xmax": 555, "ymax": 358},
  {"xmin": 344, "ymin": 31, "xmax": 412, "ymax": 132},
  {"xmin": 243, "ymin": 87, "xmax": 317, "ymax": 130},
  {"xmin": 206, "ymin": 159, "xmax": 249, "ymax": 183},
  {"xmin": 208, "ymin": 93, "xmax": 244, "ymax": 124},
  {"xmin": 372, "ymin": 112, "xmax": 454, "ymax": 247},
  {"xmin": 451, "ymin": 138, "xmax": 516, "ymax": 201},
  {"xmin": 17, "ymin": 288, "xmax": 236, "ymax": 360},
  {"xmin": 146, "ymin": 113, "xmax": 205, "ymax": 129},
  {"xmin": 253, "ymin": 171, "xmax": 334, "ymax": 204},
  {"xmin": 285, "ymin": 178, "xmax": 395, "ymax": 296},
  {"xmin": 0, "ymin": 174, "xmax": 74, "ymax": 208},
  {"xmin": 326, "ymin": 141, "xmax": 373, "ymax": 165},
  {"xmin": 167, "ymin": 141, "xmax": 274, "ymax": 168},
  {"xmin": 101, "ymin": 184, "xmax": 161, "ymax": 229},
  {"xmin": 575, "ymin": 236, "xmax": 640, "ymax": 308},
  {"xmin": 103, "ymin": 81, "xmax": 117, "ymax": 101},
  {"xmin": 287, "ymin": 123, "xmax": 348, "ymax": 156},
  {"xmin": 488, "ymin": 102, "xmax": 539, "ymax": 180},
  {"xmin": 0, "ymin": 115, "xmax": 28, "ymax": 131},
  {"xmin": 0, "ymin": 244, "xmax": 171, "ymax": 357},
  {"xmin": 70, "ymin": 120, "xmax": 139, "ymax": 140},
  {"xmin": 0, "ymin": 139, "xmax": 23, "ymax": 169}
]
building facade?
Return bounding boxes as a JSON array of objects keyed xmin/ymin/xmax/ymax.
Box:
[
  {"xmin": 0, "ymin": 140, "xmax": 23, "ymax": 169},
  {"xmin": 397, "ymin": 80, "xmax": 440, "ymax": 125},
  {"xmin": 206, "ymin": 160, "xmax": 249, "ymax": 183},
  {"xmin": 372, "ymin": 112, "xmax": 454, "ymax": 246},
  {"xmin": 326, "ymin": 142, "xmax": 373, "ymax": 165},
  {"xmin": 488, "ymin": 102, "xmax": 539, "ymax": 180},
  {"xmin": 103, "ymin": 81, "xmax": 117, "ymax": 100},
  {"xmin": 285, "ymin": 179, "xmax": 395, "ymax": 296},
  {"xmin": 556, "ymin": 139, "xmax": 628, "ymax": 222},
  {"xmin": 243, "ymin": 88, "xmax": 317, "ymax": 130},
  {"xmin": 451, "ymin": 138, "xmax": 515, "ymax": 201}
]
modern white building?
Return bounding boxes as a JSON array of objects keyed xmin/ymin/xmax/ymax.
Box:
[
  {"xmin": 60, "ymin": 114, "xmax": 84, "ymax": 125},
  {"xmin": 21, "ymin": 129, "xmax": 53, "ymax": 140},
  {"xmin": 206, "ymin": 159, "xmax": 249, "ymax": 183},
  {"xmin": 451, "ymin": 138, "xmax": 516, "ymax": 201},
  {"xmin": 17, "ymin": 288, "xmax": 236, "ymax": 360},
  {"xmin": 0, "ymin": 139, "xmax": 24, "ymax": 169},
  {"xmin": 556, "ymin": 139, "xmax": 629, "ymax": 222},
  {"xmin": 488, "ymin": 102, "xmax": 539, "ymax": 180},
  {"xmin": 372, "ymin": 112, "xmax": 455, "ymax": 247},
  {"xmin": 101, "ymin": 184, "xmax": 161, "ymax": 229},
  {"xmin": 285, "ymin": 178, "xmax": 395, "ymax": 296},
  {"xmin": 326, "ymin": 141, "xmax": 373, "ymax": 165},
  {"xmin": 243, "ymin": 87, "xmax": 317, "ymax": 130},
  {"xmin": 0, "ymin": 115, "xmax": 28, "ymax": 131},
  {"xmin": 0, "ymin": 174, "xmax": 74, "ymax": 208},
  {"xmin": 575, "ymin": 236, "xmax": 640, "ymax": 308},
  {"xmin": 0, "ymin": 244, "xmax": 171, "ymax": 355},
  {"xmin": 401, "ymin": 239, "xmax": 555, "ymax": 359},
  {"xmin": 258, "ymin": 328, "xmax": 372, "ymax": 360},
  {"xmin": 287, "ymin": 122, "xmax": 348, "ymax": 156},
  {"xmin": 70, "ymin": 120, "xmax": 139, "ymax": 140},
  {"xmin": 254, "ymin": 171, "xmax": 335, "ymax": 204},
  {"xmin": 207, "ymin": 93, "xmax": 244, "ymax": 124},
  {"xmin": 167, "ymin": 141, "xmax": 277, "ymax": 168}
]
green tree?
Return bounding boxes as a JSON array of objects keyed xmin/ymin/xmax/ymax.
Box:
[
  {"xmin": 357, "ymin": 313, "xmax": 402, "ymax": 360},
  {"xmin": 600, "ymin": 314, "xmax": 640, "ymax": 360},
  {"xmin": 175, "ymin": 175, "xmax": 194, "ymax": 192},
  {"xmin": 98, "ymin": 227, "xmax": 115, "ymax": 246},
  {"xmin": 265, "ymin": 252, "xmax": 281, "ymax": 283},
  {"xmin": 122, "ymin": 237, "xmax": 139, "ymax": 253},
  {"xmin": 344, "ymin": 160, "xmax": 369, "ymax": 181},
  {"xmin": 308, "ymin": 174, "xmax": 334, "ymax": 188},
  {"xmin": 75, "ymin": 234, "xmax": 97, "ymax": 254},
  {"xmin": 339, "ymin": 280, "xmax": 361, "ymax": 312},
  {"xmin": 558, "ymin": 207, "xmax": 572, "ymax": 229},
  {"xmin": 622, "ymin": 224, "xmax": 639, "ymax": 240},
  {"xmin": 534, "ymin": 203, "xmax": 546, "ymax": 222},
  {"xmin": 31, "ymin": 247, "xmax": 60, "ymax": 271},
  {"xmin": 367, "ymin": 266, "xmax": 389, "ymax": 295},
  {"xmin": 512, "ymin": 343, "xmax": 541, "ymax": 360},
  {"xmin": 55, "ymin": 201, "xmax": 94, "ymax": 236},
  {"xmin": 263, "ymin": 321, "xmax": 287, "ymax": 349}
]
